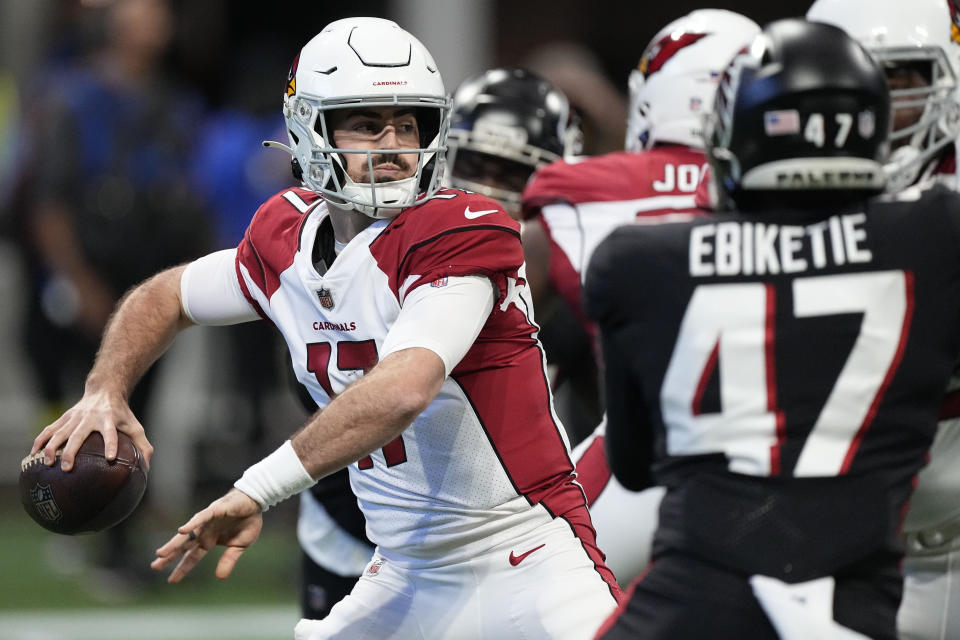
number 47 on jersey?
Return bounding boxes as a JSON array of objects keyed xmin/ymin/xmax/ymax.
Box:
[{"xmin": 661, "ymin": 270, "xmax": 912, "ymax": 477}]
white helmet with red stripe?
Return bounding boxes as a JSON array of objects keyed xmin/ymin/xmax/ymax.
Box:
[
  {"xmin": 276, "ymin": 17, "xmax": 450, "ymax": 218},
  {"xmin": 625, "ymin": 9, "xmax": 760, "ymax": 152}
]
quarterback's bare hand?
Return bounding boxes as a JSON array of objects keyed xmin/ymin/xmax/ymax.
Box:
[
  {"xmin": 151, "ymin": 489, "xmax": 263, "ymax": 583},
  {"xmin": 30, "ymin": 389, "xmax": 153, "ymax": 472}
]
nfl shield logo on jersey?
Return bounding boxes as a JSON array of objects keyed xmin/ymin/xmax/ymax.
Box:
[
  {"xmin": 366, "ymin": 558, "xmax": 385, "ymax": 577},
  {"xmin": 30, "ymin": 484, "xmax": 62, "ymax": 522},
  {"xmin": 317, "ymin": 287, "xmax": 335, "ymax": 310}
]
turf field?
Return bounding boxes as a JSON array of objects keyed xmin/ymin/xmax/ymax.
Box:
[{"xmin": 0, "ymin": 486, "xmax": 301, "ymax": 640}]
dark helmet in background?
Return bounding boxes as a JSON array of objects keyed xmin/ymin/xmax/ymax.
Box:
[
  {"xmin": 446, "ymin": 68, "xmax": 582, "ymax": 215},
  {"xmin": 706, "ymin": 18, "xmax": 891, "ymax": 211}
]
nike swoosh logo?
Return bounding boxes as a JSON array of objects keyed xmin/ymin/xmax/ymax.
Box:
[
  {"xmin": 508, "ymin": 543, "xmax": 545, "ymax": 566},
  {"xmin": 464, "ymin": 206, "xmax": 499, "ymax": 219}
]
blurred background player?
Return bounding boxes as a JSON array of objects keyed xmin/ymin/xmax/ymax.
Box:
[
  {"xmin": 19, "ymin": 0, "xmax": 209, "ymax": 421},
  {"xmin": 445, "ymin": 67, "xmax": 582, "ymax": 220},
  {"xmin": 520, "ymin": 9, "xmax": 760, "ymax": 585},
  {"xmin": 806, "ymin": 1, "xmax": 960, "ymax": 638},
  {"xmin": 588, "ymin": 17, "xmax": 960, "ymax": 639},
  {"xmin": 296, "ymin": 469, "xmax": 373, "ymax": 620},
  {"xmin": 16, "ymin": 0, "xmax": 210, "ymax": 590}
]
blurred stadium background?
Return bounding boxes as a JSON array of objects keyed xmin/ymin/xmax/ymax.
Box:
[{"xmin": 0, "ymin": 0, "xmax": 809, "ymax": 638}]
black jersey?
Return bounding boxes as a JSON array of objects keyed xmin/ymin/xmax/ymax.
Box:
[{"xmin": 585, "ymin": 185, "xmax": 960, "ymax": 583}]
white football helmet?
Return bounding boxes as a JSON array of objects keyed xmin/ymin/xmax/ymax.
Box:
[
  {"xmin": 625, "ymin": 9, "xmax": 760, "ymax": 152},
  {"xmin": 808, "ymin": 0, "xmax": 960, "ymax": 191},
  {"xmin": 272, "ymin": 17, "xmax": 450, "ymax": 218}
]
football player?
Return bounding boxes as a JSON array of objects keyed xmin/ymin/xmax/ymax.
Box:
[
  {"xmin": 806, "ymin": 1, "xmax": 960, "ymax": 638},
  {"xmin": 587, "ymin": 18, "xmax": 960, "ymax": 640},
  {"xmin": 521, "ymin": 9, "xmax": 760, "ymax": 585},
  {"xmin": 292, "ymin": 66, "xmax": 584, "ymax": 621},
  {"xmin": 445, "ymin": 67, "xmax": 582, "ymax": 221},
  {"xmin": 32, "ymin": 18, "xmax": 621, "ymax": 640}
]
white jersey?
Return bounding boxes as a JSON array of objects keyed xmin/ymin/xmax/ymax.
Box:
[{"xmin": 234, "ymin": 187, "xmax": 613, "ymax": 577}]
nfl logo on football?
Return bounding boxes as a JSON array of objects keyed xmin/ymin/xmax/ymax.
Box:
[
  {"xmin": 317, "ymin": 287, "xmax": 335, "ymax": 310},
  {"xmin": 30, "ymin": 483, "xmax": 62, "ymax": 522}
]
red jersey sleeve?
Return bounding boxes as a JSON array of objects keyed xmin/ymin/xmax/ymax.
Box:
[
  {"xmin": 520, "ymin": 155, "xmax": 617, "ymax": 219},
  {"xmin": 235, "ymin": 188, "xmax": 320, "ymax": 319},
  {"xmin": 369, "ymin": 189, "xmax": 523, "ymax": 306},
  {"xmin": 521, "ymin": 148, "xmax": 710, "ymax": 219}
]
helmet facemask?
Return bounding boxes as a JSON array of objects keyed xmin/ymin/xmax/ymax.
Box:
[
  {"xmin": 268, "ymin": 18, "xmax": 451, "ymax": 219},
  {"xmin": 285, "ymin": 93, "xmax": 450, "ymax": 219}
]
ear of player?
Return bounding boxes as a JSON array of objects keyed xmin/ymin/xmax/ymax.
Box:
[{"xmin": 19, "ymin": 431, "xmax": 148, "ymax": 535}]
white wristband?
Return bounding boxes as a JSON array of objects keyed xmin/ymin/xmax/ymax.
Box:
[{"xmin": 234, "ymin": 440, "xmax": 316, "ymax": 512}]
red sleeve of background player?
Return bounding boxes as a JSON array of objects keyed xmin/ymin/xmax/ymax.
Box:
[
  {"xmin": 523, "ymin": 149, "xmax": 712, "ymax": 220},
  {"xmin": 234, "ymin": 188, "xmax": 320, "ymax": 319},
  {"xmin": 520, "ymin": 154, "xmax": 638, "ymax": 220},
  {"xmin": 370, "ymin": 189, "xmax": 523, "ymax": 305}
]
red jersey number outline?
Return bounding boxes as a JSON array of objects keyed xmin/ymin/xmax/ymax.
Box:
[
  {"xmin": 661, "ymin": 270, "xmax": 913, "ymax": 477},
  {"xmin": 306, "ymin": 340, "xmax": 408, "ymax": 469}
]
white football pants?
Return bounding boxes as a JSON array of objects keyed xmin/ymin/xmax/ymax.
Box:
[{"xmin": 293, "ymin": 517, "xmax": 619, "ymax": 640}]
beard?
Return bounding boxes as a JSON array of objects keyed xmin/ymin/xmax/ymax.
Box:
[{"xmin": 357, "ymin": 152, "xmax": 416, "ymax": 183}]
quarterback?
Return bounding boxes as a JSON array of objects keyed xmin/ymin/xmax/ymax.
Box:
[{"xmin": 32, "ymin": 17, "xmax": 620, "ymax": 640}]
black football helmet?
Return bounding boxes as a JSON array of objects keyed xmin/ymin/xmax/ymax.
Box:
[
  {"xmin": 707, "ymin": 19, "xmax": 891, "ymax": 211},
  {"xmin": 445, "ymin": 68, "xmax": 582, "ymax": 215}
]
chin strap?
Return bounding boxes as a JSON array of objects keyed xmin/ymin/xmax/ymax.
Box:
[{"xmin": 262, "ymin": 139, "xmax": 295, "ymax": 154}]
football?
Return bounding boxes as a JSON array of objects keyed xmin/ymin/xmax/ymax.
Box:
[{"xmin": 19, "ymin": 431, "xmax": 148, "ymax": 535}]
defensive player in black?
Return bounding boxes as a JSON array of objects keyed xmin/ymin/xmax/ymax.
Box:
[
  {"xmin": 446, "ymin": 67, "xmax": 581, "ymax": 220},
  {"xmin": 586, "ymin": 19, "xmax": 960, "ymax": 640}
]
